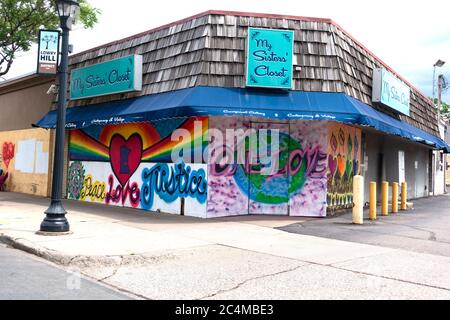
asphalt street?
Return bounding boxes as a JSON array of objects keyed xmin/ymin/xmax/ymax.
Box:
[
  {"xmin": 3, "ymin": 192, "xmax": 450, "ymax": 299},
  {"xmin": 0, "ymin": 244, "xmax": 130, "ymax": 300},
  {"xmin": 280, "ymin": 195, "xmax": 450, "ymax": 257}
]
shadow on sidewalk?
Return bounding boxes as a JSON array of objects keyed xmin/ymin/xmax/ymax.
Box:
[{"xmin": 0, "ymin": 191, "xmax": 309, "ymax": 229}]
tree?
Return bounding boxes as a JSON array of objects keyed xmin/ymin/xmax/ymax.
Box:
[
  {"xmin": 0, "ymin": 0, "xmax": 100, "ymax": 77},
  {"xmin": 432, "ymin": 98, "xmax": 450, "ymax": 116}
]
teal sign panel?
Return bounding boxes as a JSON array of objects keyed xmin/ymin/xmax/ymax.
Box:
[
  {"xmin": 246, "ymin": 28, "xmax": 294, "ymax": 89},
  {"xmin": 372, "ymin": 68, "xmax": 410, "ymax": 116},
  {"xmin": 70, "ymin": 55, "xmax": 142, "ymax": 100}
]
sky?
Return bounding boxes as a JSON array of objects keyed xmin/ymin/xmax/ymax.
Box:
[{"xmin": 3, "ymin": 0, "xmax": 450, "ymax": 102}]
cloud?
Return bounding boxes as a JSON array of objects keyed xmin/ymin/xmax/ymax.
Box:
[{"xmin": 3, "ymin": 0, "xmax": 450, "ymax": 103}]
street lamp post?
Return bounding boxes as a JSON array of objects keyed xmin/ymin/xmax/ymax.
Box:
[
  {"xmin": 40, "ymin": 0, "xmax": 79, "ymax": 233},
  {"xmin": 431, "ymin": 60, "xmax": 446, "ymax": 197},
  {"xmin": 433, "ymin": 59, "xmax": 446, "ymax": 105}
]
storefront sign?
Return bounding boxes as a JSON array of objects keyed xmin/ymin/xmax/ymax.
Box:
[
  {"xmin": 37, "ymin": 30, "xmax": 60, "ymax": 75},
  {"xmin": 70, "ymin": 55, "xmax": 143, "ymax": 100},
  {"xmin": 246, "ymin": 28, "xmax": 294, "ymax": 89},
  {"xmin": 372, "ymin": 68, "xmax": 410, "ymax": 116}
]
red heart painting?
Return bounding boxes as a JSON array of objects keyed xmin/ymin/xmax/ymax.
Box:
[
  {"xmin": 109, "ymin": 134, "xmax": 143, "ymax": 186},
  {"xmin": 2, "ymin": 142, "xmax": 15, "ymax": 170}
]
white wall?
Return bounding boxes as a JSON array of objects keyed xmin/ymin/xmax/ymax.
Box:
[{"xmin": 362, "ymin": 130, "xmax": 430, "ymax": 201}]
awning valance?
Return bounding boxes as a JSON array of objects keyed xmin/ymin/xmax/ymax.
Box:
[{"xmin": 36, "ymin": 86, "xmax": 450, "ymax": 152}]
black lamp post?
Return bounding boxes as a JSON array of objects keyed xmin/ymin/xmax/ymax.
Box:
[{"xmin": 40, "ymin": 0, "xmax": 79, "ymax": 233}]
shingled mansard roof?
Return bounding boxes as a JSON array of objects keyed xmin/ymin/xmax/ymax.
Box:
[{"xmin": 66, "ymin": 10, "xmax": 439, "ymax": 136}]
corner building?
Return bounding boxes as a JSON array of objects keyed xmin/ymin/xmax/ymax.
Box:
[{"xmin": 38, "ymin": 10, "xmax": 450, "ymax": 218}]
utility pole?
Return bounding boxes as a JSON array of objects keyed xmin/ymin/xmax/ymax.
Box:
[{"xmin": 438, "ymin": 74, "xmax": 443, "ymax": 122}]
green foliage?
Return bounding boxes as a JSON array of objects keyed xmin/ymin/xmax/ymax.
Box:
[
  {"xmin": 0, "ymin": 0, "xmax": 100, "ymax": 77},
  {"xmin": 432, "ymin": 98, "xmax": 450, "ymax": 116},
  {"xmin": 78, "ymin": 0, "xmax": 101, "ymax": 29}
]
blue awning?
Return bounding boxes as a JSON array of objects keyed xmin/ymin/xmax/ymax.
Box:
[{"xmin": 37, "ymin": 86, "xmax": 450, "ymax": 152}]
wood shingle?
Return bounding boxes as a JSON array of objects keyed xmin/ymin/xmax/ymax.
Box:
[{"xmin": 65, "ymin": 10, "xmax": 439, "ymax": 136}]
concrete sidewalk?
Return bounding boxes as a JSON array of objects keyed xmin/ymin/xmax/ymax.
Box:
[
  {"xmin": 2, "ymin": 192, "xmax": 450, "ymax": 299},
  {"xmin": 280, "ymin": 194, "xmax": 450, "ymax": 257}
]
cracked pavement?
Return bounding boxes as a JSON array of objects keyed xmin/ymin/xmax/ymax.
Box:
[
  {"xmin": 280, "ymin": 194, "xmax": 450, "ymax": 257},
  {"xmin": 2, "ymin": 192, "xmax": 450, "ymax": 299}
]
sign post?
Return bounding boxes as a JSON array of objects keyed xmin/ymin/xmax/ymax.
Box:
[
  {"xmin": 246, "ymin": 28, "xmax": 294, "ymax": 90},
  {"xmin": 37, "ymin": 30, "xmax": 60, "ymax": 75}
]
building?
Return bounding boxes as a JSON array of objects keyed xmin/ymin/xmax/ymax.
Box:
[
  {"xmin": 0, "ymin": 73, "xmax": 56, "ymax": 196},
  {"xmin": 442, "ymin": 116, "xmax": 450, "ymax": 189},
  {"xmin": 37, "ymin": 10, "xmax": 450, "ymax": 218},
  {"xmin": 433, "ymin": 118, "xmax": 447, "ymax": 195}
]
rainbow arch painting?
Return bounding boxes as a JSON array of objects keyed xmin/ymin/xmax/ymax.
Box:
[{"xmin": 69, "ymin": 117, "xmax": 209, "ymax": 164}]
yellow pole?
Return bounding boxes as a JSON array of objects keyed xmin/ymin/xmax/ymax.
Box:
[
  {"xmin": 369, "ymin": 182, "xmax": 377, "ymax": 220},
  {"xmin": 352, "ymin": 175, "xmax": 364, "ymax": 225},
  {"xmin": 401, "ymin": 182, "xmax": 407, "ymax": 211},
  {"xmin": 381, "ymin": 181, "xmax": 389, "ymax": 216},
  {"xmin": 392, "ymin": 182, "xmax": 399, "ymax": 214}
]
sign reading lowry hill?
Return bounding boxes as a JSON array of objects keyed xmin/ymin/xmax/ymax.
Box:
[
  {"xmin": 70, "ymin": 55, "xmax": 143, "ymax": 100},
  {"xmin": 246, "ymin": 28, "xmax": 294, "ymax": 89},
  {"xmin": 37, "ymin": 30, "xmax": 60, "ymax": 75},
  {"xmin": 372, "ymin": 68, "xmax": 411, "ymax": 116}
]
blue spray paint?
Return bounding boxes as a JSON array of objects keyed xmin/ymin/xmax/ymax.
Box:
[{"xmin": 140, "ymin": 162, "xmax": 208, "ymax": 210}]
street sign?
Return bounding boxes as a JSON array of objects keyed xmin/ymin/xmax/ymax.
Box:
[
  {"xmin": 70, "ymin": 55, "xmax": 143, "ymax": 100},
  {"xmin": 37, "ymin": 30, "xmax": 60, "ymax": 75},
  {"xmin": 246, "ymin": 27, "xmax": 294, "ymax": 89}
]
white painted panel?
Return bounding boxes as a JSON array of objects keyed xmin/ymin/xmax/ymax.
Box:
[
  {"xmin": 399, "ymin": 150, "xmax": 405, "ymax": 184},
  {"xmin": 15, "ymin": 139, "xmax": 36, "ymax": 173},
  {"xmin": 34, "ymin": 142, "xmax": 49, "ymax": 174}
]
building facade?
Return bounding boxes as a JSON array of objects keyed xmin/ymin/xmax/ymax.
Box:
[
  {"xmin": 37, "ymin": 10, "xmax": 449, "ymax": 218},
  {"xmin": 0, "ymin": 74, "xmax": 55, "ymax": 196}
]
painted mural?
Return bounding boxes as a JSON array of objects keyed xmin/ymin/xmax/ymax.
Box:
[
  {"xmin": 2, "ymin": 142, "xmax": 15, "ymax": 170},
  {"xmin": 0, "ymin": 128, "xmax": 51, "ymax": 196},
  {"xmin": 67, "ymin": 117, "xmax": 209, "ymax": 218},
  {"xmin": 207, "ymin": 117, "xmax": 328, "ymax": 218},
  {"xmin": 327, "ymin": 122, "xmax": 362, "ymax": 211},
  {"xmin": 68, "ymin": 117, "xmax": 361, "ymax": 218}
]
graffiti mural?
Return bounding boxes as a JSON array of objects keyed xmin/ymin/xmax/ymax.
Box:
[
  {"xmin": 207, "ymin": 118, "xmax": 328, "ymax": 218},
  {"xmin": 0, "ymin": 129, "xmax": 52, "ymax": 196},
  {"xmin": 327, "ymin": 122, "xmax": 362, "ymax": 211},
  {"xmin": 67, "ymin": 161, "xmax": 85, "ymax": 200},
  {"xmin": 68, "ymin": 117, "xmax": 209, "ymax": 218},
  {"xmin": 68, "ymin": 116, "xmax": 361, "ymax": 218},
  {"xmin": 2, "ymin": 142, "xmax": 15, "ymax": 170},
  {"xmin": 140, "ymin": 162, "xmax": 208, "ymax": 210},
  {"xmin": 288, "ymin": 121, "xmax": 328, "ymax": 217}
]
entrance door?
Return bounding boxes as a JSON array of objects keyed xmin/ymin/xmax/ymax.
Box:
[
  {"xmin": 248, "ymin": 122, "xmax": 290, "ymax": 215},
  {"xmin": 398, "ymin": 150, "xmax": 405, "ymax": 184},
  {"xmin": 430, "ymin": 152, "xmax": 436, "ymax": 196}
]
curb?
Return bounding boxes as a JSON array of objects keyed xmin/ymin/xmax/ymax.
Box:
[{"xmin": 0, "ymin": 233, "xmax": 123, "ymax": 268}]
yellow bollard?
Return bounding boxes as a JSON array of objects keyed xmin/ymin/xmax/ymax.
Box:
[
  {"xmin": 401, "ymin": 182, "xmax": 407, "ymax": 211},
  {"xmin": 381, "ymin": 181, "xmax": 389, "ymax": 216},
  {"xmin": 392, "ymin": 182, "xmax": 399, "ymax": 214},
  {"xmin": 369, "ymin": 182, "xmax": 377, "ymax": 220},
  {"xmin": 352, "ymin": 175, "xmax": 364, "ymax": 225}
]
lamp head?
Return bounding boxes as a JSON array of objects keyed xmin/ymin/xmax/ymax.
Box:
[
  {"xmin": 434, "ymin": 59, "xmax": 446, "ymax": 68},
  {"xmin": 56, "ymin": 0, "xmax": 80, "ymax": 30}
]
